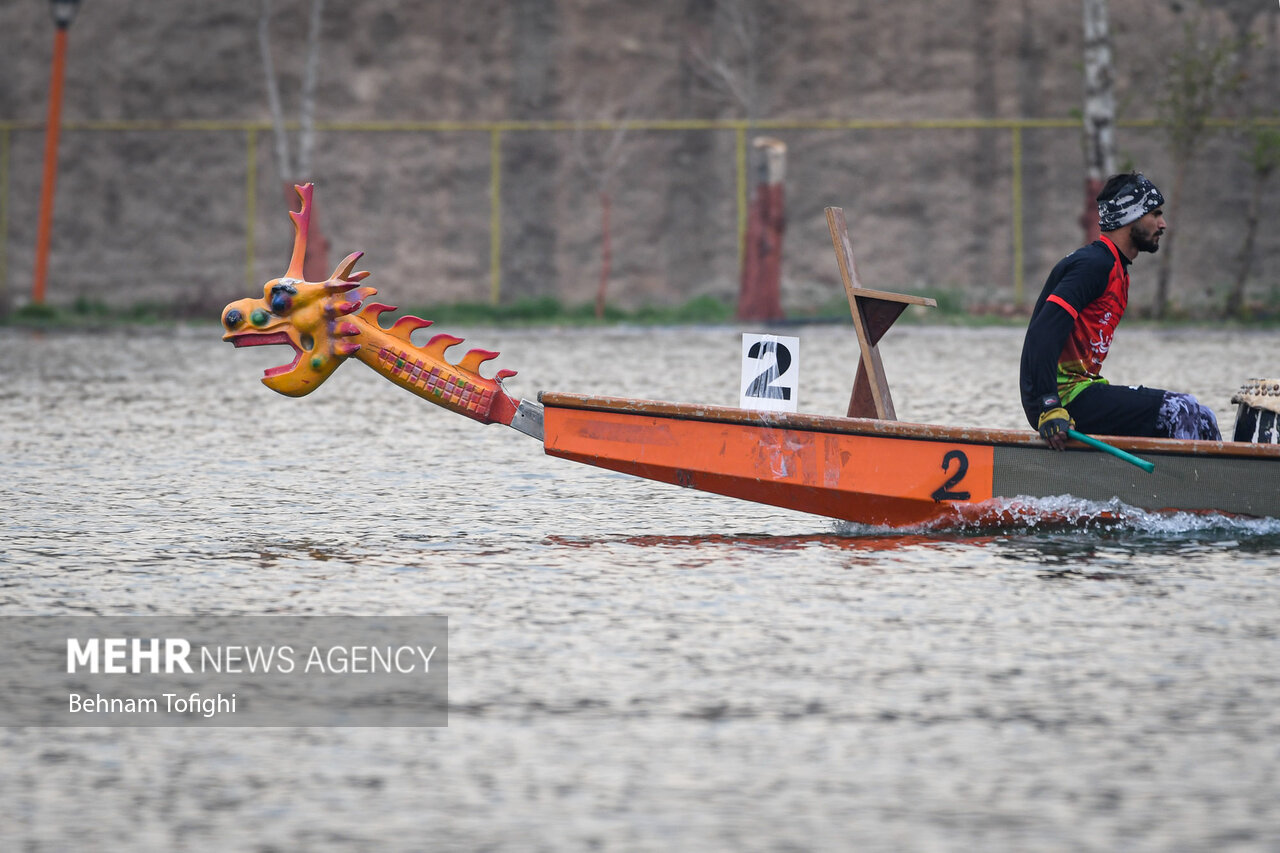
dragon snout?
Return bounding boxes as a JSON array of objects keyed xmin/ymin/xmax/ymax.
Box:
[
  {"xmin": 220, "ymin": 295, "xmax": 349, "ymax": 398},
  {"xmin": 222, "ymin": 300, "xmax": 272, "ymax": 335}
]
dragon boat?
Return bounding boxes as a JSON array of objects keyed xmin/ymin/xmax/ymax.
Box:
[{"xmin": 221, "ymin": 185, "xmax": 1280, "ymax": 528}]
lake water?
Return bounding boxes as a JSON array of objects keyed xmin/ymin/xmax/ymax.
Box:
[{"xmin": 3, "ymin": 322, "xmax": 1280, "ymax": 852}]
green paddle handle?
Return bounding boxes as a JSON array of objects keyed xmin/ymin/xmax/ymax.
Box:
[{"xmin": 1067, "ymin": 428, "xmax": 1155, "ymax": 473}]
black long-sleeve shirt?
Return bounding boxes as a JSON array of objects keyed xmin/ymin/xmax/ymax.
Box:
[{"xmin": 1019, "ymin": 237, "xmax": 1131, "ymax": 427}]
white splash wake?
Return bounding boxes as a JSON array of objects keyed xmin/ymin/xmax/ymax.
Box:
[{"xmin": 833, "ymin": 495, "xmax": 1280, "ymax": 537}]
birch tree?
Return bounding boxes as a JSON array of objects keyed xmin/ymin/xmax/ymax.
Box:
[
  {"xmin": 1081, "ymin": 0, "xmax": 1117, "ymax": 245},
  {"xmin": 259, "ymin": 0, "xmax": 330, "ymax": 281}
]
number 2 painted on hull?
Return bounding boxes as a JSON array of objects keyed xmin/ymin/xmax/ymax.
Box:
[{"xmin": 931, "ymin": 449, "xmax": 971, "ymax": 502}]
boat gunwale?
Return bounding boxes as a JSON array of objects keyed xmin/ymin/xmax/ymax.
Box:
[{"xmin": 538, "ymin": 391, "xmax": 1280, "ymax": 460}]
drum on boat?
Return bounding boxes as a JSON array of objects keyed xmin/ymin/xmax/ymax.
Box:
[{"xmin": 1232, "ymin": 379, "xmax": 1280, "ymax": 444}]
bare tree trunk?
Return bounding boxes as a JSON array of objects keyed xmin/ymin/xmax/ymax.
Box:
[
  {"xmin": 688, "ymin": 0, "xmax": 776, "ymax": 303},
  {"xmin": 1227, "ymin": 128, "xmax": 1279, "ymax": 317},
  {"xmin": 1081, "ymin": 0, "xmax": 1116, "ymax": 245},
  {"xmin": 1226, "ymin": 176, "xmax": 1263, "ymax": 318},
  {"xmin": 1155, "ymin": 9, "xmax": 1246, "ymax": 319},
  {"xmin": 296, "ymin": 0, "xmax": 325, "ymax": 179},
  {"xmin": 504, "ymin": 0, "xmax": 560, "ymax": 301},
  {"xmin": 736, "ymin": 137, "xmax": 785, "ymax": 323},
  {"xmin": 1015, "ymin": 0, "xmax": 1046, "ymax": 301},
  {"xmin": 971, "ymin": 0, "xmax": 998, "ymax": 289},
  {"xmin": 565, "ymin": 86, "xmax": 636, "ymax": 320},
  {"xmin": 259, "ymin": 0, "xmax": 292, "ymax": 181},
  {"xmin": 1222, "ymin": 3, "xmax": 1272, "ymax": 318},
  {"xmin": 259, "ymin": 0, "xmax": 330, "ymax": 281},
  {"xmin": 1154, "ymin": 161, "xmax": 1186, "ymax": 319},
  {"xmin": 594, "ymin": 190, "xmax": 612, "ymax": 320},
  {"xmin": 663, "ymin": 0, "xmax": 718, "ymax": 300}
]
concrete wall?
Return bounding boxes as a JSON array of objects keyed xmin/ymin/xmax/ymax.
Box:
[{"xmin": 1, "ymin": 0, "xmax": 1275, "ymax": 316}]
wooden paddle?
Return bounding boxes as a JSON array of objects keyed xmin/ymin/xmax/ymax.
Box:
[{"xmin": 1068, "ymin": 429, "xmax": 1155, "ymax": 473}]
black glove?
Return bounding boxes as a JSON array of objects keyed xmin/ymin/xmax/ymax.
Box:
[{"xmin": 1036, "ymin": 395, "xmax": 1073, "ymax": 451}]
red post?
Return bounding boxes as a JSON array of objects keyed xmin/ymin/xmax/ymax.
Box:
[
  {"xmin": 31, "ymin": 23, "xmax": 70, "ymax": 305},
  {"xmin": 736, "ymin": 137, "xmax": 786, "ymax": 323}
]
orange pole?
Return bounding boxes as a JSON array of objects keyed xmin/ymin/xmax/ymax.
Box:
[{"xmin": 32, "ymin": 24, "xmax": 69, "ymax": 305}]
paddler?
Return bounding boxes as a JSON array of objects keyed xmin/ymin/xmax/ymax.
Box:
[{"xmin": 1019, "ymin": 172, "xmax": 1221, "ymax": 450}]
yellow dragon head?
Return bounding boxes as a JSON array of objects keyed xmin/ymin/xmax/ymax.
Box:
[
  {"xmin": 221, "ymin": 184, "xmax": 375, "ymax": 397},
  {"xmin": 222, "ymin": 184, "xmax": 522, "ymax": 427}
]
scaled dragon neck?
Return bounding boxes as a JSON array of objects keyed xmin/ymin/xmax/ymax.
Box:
[{"xmin": 347, "ymin": 302, "xmax": 519, "ymax": 425}]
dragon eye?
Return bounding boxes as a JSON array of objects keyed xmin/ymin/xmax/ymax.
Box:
[{"xmin": 268, "ymin": 281, "xmax": 298, "ymax": 315}]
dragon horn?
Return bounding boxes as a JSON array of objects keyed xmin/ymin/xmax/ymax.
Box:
[
  {"xmin": 285, "ymin": 183, "xmax": 313, "ymax": 281},
  {"xmin": 331, "ymin": 251, "xmax": 366, "ymax": 282}
]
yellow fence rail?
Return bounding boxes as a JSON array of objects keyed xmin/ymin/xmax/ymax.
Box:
[{"xmin": 1, "ymin": 115, "xmax": 1274, "ymax": 309}]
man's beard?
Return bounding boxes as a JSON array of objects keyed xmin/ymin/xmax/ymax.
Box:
[{"xmin": 1132, "ymin": 223, "xmax": 1162, "ymax": 253}]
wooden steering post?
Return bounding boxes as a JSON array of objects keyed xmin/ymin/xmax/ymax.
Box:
[{"xmin": 825, "ymin": 207, "xmax": 936, "ymax": 420}]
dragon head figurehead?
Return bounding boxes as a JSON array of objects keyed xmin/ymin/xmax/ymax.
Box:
[
  {"xmin": 222, "ymin": 184, "xmax": 522, "ymax": 427},
  {"xmin": 222, "ymin": 184, "xmax": 374, "ymax": 397}
]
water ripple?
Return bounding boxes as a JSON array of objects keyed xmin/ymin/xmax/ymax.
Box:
[{"xmin": 3, "ymin": 326, "xmax": 1280, "ymax": 851}]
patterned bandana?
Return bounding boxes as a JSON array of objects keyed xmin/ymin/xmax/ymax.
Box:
[{"xmin": 1097, "ymin": 173, "xmax": 1165, "ymax": 232}]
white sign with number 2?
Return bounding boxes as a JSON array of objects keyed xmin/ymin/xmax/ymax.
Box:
[{"xmin": 740, "ymin": 333, "xmax": 799, "ymax": 413}]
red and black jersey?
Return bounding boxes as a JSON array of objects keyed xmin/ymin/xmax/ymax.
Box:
[{"xmin": 1019, "ymin": 236, "xmax": 1131, "ymax": 426}]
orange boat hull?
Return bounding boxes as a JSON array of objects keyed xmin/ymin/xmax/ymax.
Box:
[
  {"xmin": 545, "ymin": 406, "xmax": 991, "ymax": 526},
  {"xmin": 539, "ymin": 393, "xmax": 1280, "ymax": 527}
]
